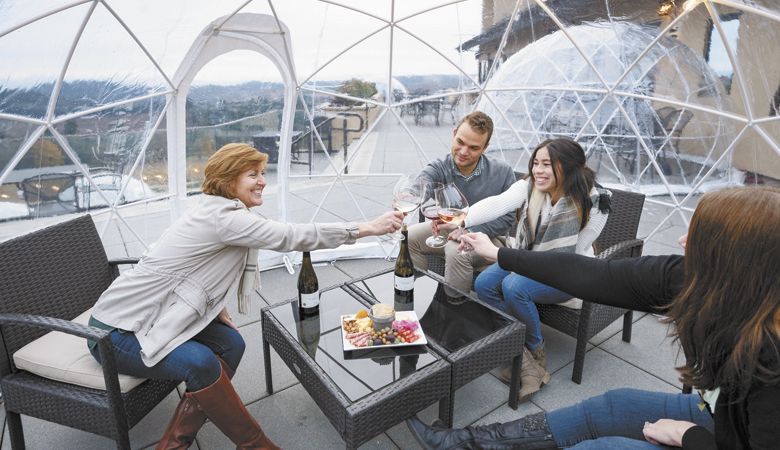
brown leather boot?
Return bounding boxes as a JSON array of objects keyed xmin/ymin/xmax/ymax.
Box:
[
  {"xmin": 189, "ymin": 363, "xmax": 280, "ymax": 450},
  {"xmin": 156, "ymin": 358, "xmax": 235, "ymax": 449}
]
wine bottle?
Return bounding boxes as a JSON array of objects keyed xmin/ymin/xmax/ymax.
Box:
[
  {"xmin": 295, "ymin": 307, "xmax": 320, "ymax": 359},
  {"xmin": 394, "ymin": 224, "xmax": 414, "ymax": 310},
  {"xmin": 298, "ymin": 251, "xmax": 320, "ymax": 317}
]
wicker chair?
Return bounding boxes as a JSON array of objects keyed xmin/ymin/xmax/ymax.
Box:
[
  {"xmin": 0, "ymin": 215, "xmax": 179, "ymax": 449},
  {"xmin": 425, "ymin": 188, "xmax": 646, "ymax": 383}
]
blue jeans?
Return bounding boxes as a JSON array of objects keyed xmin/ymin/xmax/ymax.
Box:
[
  {"xmin": 474, "ymin": 263, "xmax": 572, "ymax": 350},
  {"xmin": 89, "ymin": 320, "xmax": 245, "ymax": 392},
  {"xmin": 547, "ymin": 388, "xmax": 715, "ymax": 449}
]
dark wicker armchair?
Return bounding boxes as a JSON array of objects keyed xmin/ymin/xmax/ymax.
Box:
[
  {"xmin": 425, "ymin": 187, "xmax": 646, "ymax": 384},
  {"xmin": 0, "ymin": 215, "xmax": 179, "ymax": 449}
]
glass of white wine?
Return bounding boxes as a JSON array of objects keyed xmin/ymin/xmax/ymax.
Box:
[
  {"xmin": 422, "ymin": 182, "xmax": 447, "ymax": 248},
  {"xmin": 391, "ymin": 175, "xmax": 426, "ymax": 241},
  {"xmin": 436, "ymin": 183, "xmax": 471, "ymax": 253}
]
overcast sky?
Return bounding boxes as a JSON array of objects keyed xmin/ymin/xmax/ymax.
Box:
[{"xmin": 0, "ymin": 0, "xmax": 483, "ymax": 88}]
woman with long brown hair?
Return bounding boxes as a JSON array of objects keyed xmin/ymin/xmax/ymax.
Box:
[
  {"xmin": 409, "ymin": 186, "xmax": 780, "ymax": 449},
  {"xmin": 435, "ymin": 137, "xmax": 611, "ymax": 401}
]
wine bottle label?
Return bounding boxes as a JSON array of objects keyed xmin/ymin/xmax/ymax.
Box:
[
  {"xmin": 300, "ymin": 291, "xmax": 320, "ymax": 308},
  {"xmin": 394, "ymin": 275, "xmax": 414, "ymax": 291}
]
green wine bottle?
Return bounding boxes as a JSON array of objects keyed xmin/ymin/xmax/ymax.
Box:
[
  {"xmin": 394, "ymin": 225, "xmax": 414, "ymax": 310},
  {"xmin": 298, "ymin": 251, "xmax": 320, "ymax": 317},
  {"xmin": 295, "ymin": 308, "xmax": 320, "ymax": 359}
]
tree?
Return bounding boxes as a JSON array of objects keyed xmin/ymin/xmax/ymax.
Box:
[
  {"xmin": 63, "ymin": 119, "xmax": 78, "ymax": 135},
  {"xmin": 333, "ymin": 78, "xmax": 377, "ymax": 106},
  {"xmin": 20, "ymin": 138, "xmax": 65, "ymax": 168}
]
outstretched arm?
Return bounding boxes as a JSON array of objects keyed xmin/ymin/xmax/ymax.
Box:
[{"xmin": 495, "ymin": 247, "xmax": 683, "ymax": 312}]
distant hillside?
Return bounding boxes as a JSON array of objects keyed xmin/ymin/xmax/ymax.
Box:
[
  {"xmin": 395, "ymin": 74, "xmax": 463, "ymax": 94},
  {"xmin": 188, "ymin": 81, "xmax": 285, "ymax": 104}
]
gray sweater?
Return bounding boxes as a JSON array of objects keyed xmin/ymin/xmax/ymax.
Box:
[{"xmin": 419, "ymin": 154, "xmax": 516, "ymax": 238}]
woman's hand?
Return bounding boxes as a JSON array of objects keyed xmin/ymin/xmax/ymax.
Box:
[
  {"xmin": 460, "ymin": 232, "xmax": 499, "ymax": 262},
  {"xmin": 678, "ymin": 233, "xmax": 688, "ymax": 251},
  {"xmin": 643, "ymin": 419, "xmax": 696, "ymax": 447},
  {"xmin": 359, "ymin": 211, "xmax": 404, "ymax": 237},
  {"xmin": 218, "ymin": 307, "xmax": 239, "ymax": 331},
  {"xmin": 431, "ymin": 219, "xmax": 458, "ymax": 236}
]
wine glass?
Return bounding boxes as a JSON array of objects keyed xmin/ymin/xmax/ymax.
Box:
[
  {"xmin": 422, "ymin": 183, "xmax": 447, "ymax": 248},
  {"xmin": 436, "ymin": 183, "xmax": 471, "ymax": 253},
  {"xmin": 391, "ymin": 175, "xmax": 426, "ymax": 240}
]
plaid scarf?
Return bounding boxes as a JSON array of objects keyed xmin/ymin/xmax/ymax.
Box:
[{"xmin": 515, "ymin": 184, "xmax": 609, "ymax": 253}]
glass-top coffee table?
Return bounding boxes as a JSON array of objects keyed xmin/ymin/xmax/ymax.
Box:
[
  {"xmin": 344, "ymin": 268, "xmax": 526, "ymax": 426},
  {"xmin": 261, "ymin": 285, "xmax": 451, "ymax": 450}
]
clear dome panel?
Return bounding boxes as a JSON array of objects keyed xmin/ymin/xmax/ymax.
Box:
[
  {"xmin": 50, "ymin": 95, "xmax": 168, "ymax": 209},
  {"xmin": 54, "ymin": 3, "xmax": 170, "ymax": 117},
  {"xmin": 479, "ymin": 17, "xmax": 742, "ymax": 194},
  {"xmin": 615, "ymin": 4, "xmax": 746, "ymax": 117},
  {"xmin": 93, "ymin": 203, "xmax": 172, "ymax": 259},
  {"xmin": 185, "ymin": 50, "xmax": 285, "ymax": 193},
  {"xmin": 290, "ymin": 91, "xmax": 363, "ymax": 178},
  {"xmin": 260, "ymin": 1, "xmax": 388, "ymax": 87},
  {"xmin": 391, "ymin": 27, "xmax": 481, "ymax": 99},
  {"xmin": 393, "ymin": 0, "xmax": 482, "ymax": 80},
  {"xmin": 0, "ymin": 0, "xmax": 77, "ymax": 34},
  {"xmin": 0, "ymin": 121, "xmax": 44, "ymax": 221},
  {"xmin": 707, "ymin": 2, "xmax": 780, "ymax": 123},
  {"xmin": 6, "ymin": 129, "xmax": 83, "ymax": 220},
  {"xmin": 638, "ymin": 197, "xmax": 694, "ymax": 253},
  {"xmin": 124, "ymin": 114, "xmax": 169, "ymax": 202},
  {"xmin": 105, "ymin": 0, "xmax": 250, "ymax": 79},
  {"xmin": 316, "ymin": 0, "xmax": 391, "ymax": 21},
  {"xmin": 735, "ymin": 123, "xmax": 780, "ymax": 185},
  {"xmin": 0, "ymin": 3, "xmax": 91, "ymax": 119}
]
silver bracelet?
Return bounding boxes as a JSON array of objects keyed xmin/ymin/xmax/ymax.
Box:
[{"xmin": 346, "ymin": 224, "xmax": 360, "ymax": 239}]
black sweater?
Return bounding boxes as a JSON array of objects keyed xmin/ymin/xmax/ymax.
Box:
[{"xmin": 497, "ymin": 248, "xmax": 780, "ymax": 450}]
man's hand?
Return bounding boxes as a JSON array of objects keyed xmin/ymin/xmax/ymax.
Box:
[
  {"xmin": 460, "ymin": 232, "xmax": 499, "ymax": 263},
  {"xmin": 643, "ymin": 419, "xmax": 696, "ymax": 447}
]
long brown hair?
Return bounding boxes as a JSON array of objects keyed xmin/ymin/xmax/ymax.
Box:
[
  {"xmin": 669, "ymin": 187, "xmax": 780, "ymax": 401},
  {"xmin": 527, "ymin": 138, "xmax": 597, "ymax": 229}
]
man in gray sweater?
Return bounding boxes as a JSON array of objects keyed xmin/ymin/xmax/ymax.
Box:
[{"xmin": 409, "ymin": 111, "xmax": 516, "ymax": 297}]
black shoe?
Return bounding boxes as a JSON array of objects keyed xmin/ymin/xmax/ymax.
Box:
[
  {"xmin": 406, "ymin": 413, "xmax": 558, "ymax": 450},
  {"xmin": 407, "ymin": 416, "xmax": 474, "ymax": 450}
]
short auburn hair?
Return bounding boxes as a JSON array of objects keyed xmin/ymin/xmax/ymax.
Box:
[{"xmin": 202, "ymin": 143, "xmax": 268, "ymax": 199}]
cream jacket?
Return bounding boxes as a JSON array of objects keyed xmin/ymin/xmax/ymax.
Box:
[{"xmin": 91, "ymin": 195, "xmax": 357, "ymax": 366}]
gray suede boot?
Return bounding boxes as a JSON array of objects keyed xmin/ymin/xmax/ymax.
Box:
[{"xmin": 406, "ymin": 412, "xmax": 558, "ymax": 450}]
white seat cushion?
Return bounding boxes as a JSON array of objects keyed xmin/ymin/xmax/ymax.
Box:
[
  {"xmin": 558, "ymin": 298, "xmax": 583, "ymax": 310},
  {"xmin": 12, "ymin": 308, "xmax": 146, "ymax": 393}
]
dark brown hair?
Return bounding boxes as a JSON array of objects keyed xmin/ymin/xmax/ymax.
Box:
[
  {"xmin": 669, "ymin": 187, "xmax": 780, "ymax": 400},
  {"xmin": 456, "ymin": 111, "xmax": 494, "ymax": 148},
  {"xmin": 527, "ymin": 138, "xmax": 597, "ymax": 229},
  {"xmin": 202, "ymin": 143, "xmax": 268, "ymax": 199}
]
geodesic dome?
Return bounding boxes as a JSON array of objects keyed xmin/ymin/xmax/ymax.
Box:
[
  {"xmin": 480, "ymin": 21, "xmax": 738, "ymax": 192},
  {"xmin": 1, "ymin": 0, "xmax": 779, "ymax": 260}
]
